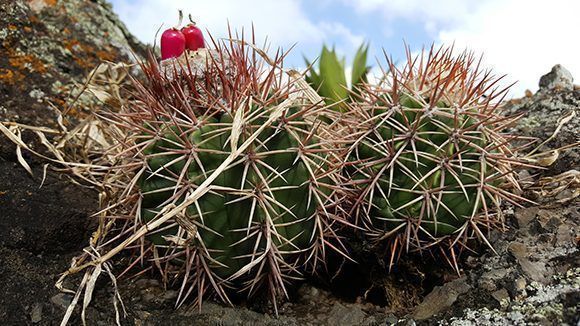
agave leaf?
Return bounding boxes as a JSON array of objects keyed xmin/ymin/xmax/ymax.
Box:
[
  {"xmin": 319, "ymin": 46, "xmax": 348, "ymax": 109},
  {"xmin": 303, "ymin": 56, "xmax": 321, "ymax": 90},
  {"xmin": 351, "ymin": 42, "xmax": 370, "ymax": 94},
  {"xmin": 304, "ymin": 43, "xmax": 371, "ymax": 110}
]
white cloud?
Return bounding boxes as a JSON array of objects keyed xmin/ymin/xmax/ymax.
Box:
[
  {"xmin": 112, "ymin": 0, "xmax": 321, "ymax": 44},
  {"xmin": 437, "ymin": 0, "xmax": 580, "ymax": 95},
  {"xmin": 343, "ymin": 0, "xmax": 580, "ymax": 96},
  {"xmin": 319, "ymin": 22, "xmax": 364, "ymax": 48}
]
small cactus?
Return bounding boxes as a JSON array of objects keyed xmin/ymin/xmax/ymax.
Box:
[{"xmin": 341, "ymin": 46, "xmax": 531, "ymax": 269}]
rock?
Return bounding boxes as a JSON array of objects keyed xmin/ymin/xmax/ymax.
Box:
[
  {"xmin": 50, "ymin": 293, "xmax": 73, "ymax": 310},
  {"xmin": 536, "ymin": 209, "xmax": 563, "ymax": 231},
  {"xmin": 508, "ymin": 242, "xmax": 547, "ymax": 283},
  {"xmin": 449, "ymin": 268, "xmax": 580, "ymax": 325},
  {"xmin": 491, "ymin": 289, "xmax": 510, "ymax": 308},
  {"xmin": 327, "ymin": 303, "xmax": 366, "ymax": 325},
  {"xmin": 0, "ymin": 160, "xmax": 97, "ymax": 253},
  {"xmin": 297, "ymin": 283, "xmax": 320, "ymax": 302},
  {"xmin": 514, "ymin": 277, "xmax": 527, "ymax": 295},
  {"xmin": 539, "ymin": 64, "xmax": 574, "ymax": 91},
  {"xmin": 506, "ymin": 68, "xmax": 580, "ymax": 176},
  {"xmin": 0, "ymin": 0, "xmax": 149, "ymax": 256},
  {"xmin": 479, "ymin": 268, "xmax": 510, "ymax": 292},
  {"xmin": 0, "ymin": 0, "xmax": 146, "ymax": 128},
  {"xmin": 413, "ymin": 277, "xmax": 471, "ymax": 320},
  {"xmin": 515, "ymin": 207, "xmax": 539, "ymax": 228},
  {"xmin": 0, "ymin": 2, "xmax": 144, "ymax": 323},
  {"xmin": 384, "ymin": 313, "xmax": 398, "ymax": 324},
  {"xmin": 30, "ymin": 303, "xmax": 42, "ymax": 323}
]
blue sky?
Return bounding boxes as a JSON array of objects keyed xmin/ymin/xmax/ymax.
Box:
[{"xmin": 109, "ymin": 0, "xmax": 580, "ymax": 97}]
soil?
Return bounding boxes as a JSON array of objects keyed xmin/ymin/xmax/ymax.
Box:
[{"xmin": 0, "ymin": 1, "xmax": 578, "ymax": 325}]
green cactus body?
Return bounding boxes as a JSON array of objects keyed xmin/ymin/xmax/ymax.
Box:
[
  {"xmin": 138, "ymin": 108, "xmax": 326, "ymax": 280},
  {"xmin": 345, "ymin": 47, "xmax": 523, "ymax": 260}
]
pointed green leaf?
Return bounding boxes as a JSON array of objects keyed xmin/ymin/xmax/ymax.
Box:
[
  {"xmin": 351, "ymin": 42, "xmax": 370, "ymax": 90},
  {"xmin": 319, "ymin": 45, "xmax": 348, "ymax": 109},
  {"xmin": 303, "ymin": 56, "xmax": 321, "ymax": 89}
]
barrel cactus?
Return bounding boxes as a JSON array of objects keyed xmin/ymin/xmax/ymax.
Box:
[
  {"xmin": 97, "ymin": 41, "xmax": 347, "ymax": 311},
  {"xmin": 342, "ymin": 46, "xmax": 529, "ymax": 269}
]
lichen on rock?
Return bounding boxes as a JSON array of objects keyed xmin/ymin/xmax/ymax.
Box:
[{"xmin": 0, "ymin": 0, "xmax": 146, "ymax": 127}]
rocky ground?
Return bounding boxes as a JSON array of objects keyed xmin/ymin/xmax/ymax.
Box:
[{"xmin": 1, "ymin": 1, "xmax": 578, "ymax": 325}]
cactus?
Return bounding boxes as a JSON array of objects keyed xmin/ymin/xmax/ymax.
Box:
[
  {"xmin": 97, "ymin": 40, "xmax": 347, "ymax": 311},
  {"xmin": 305, "ymin": 43, "xmax": 370, "ymax": 110},
  {"xmin": 341, "ymin": 46, "xmax": 530, "ymax": 269}
]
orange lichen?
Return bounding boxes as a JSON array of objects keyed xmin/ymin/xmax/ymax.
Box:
[
  {"xmin": 63, "ymin": 39, "xmax": 82, "ymax": 52},
  {"xmin": 51, "ymin": 97, "xmax": 66, "ymax": 105},
  {"xmin": 28, "ymin": 14, "xmax": 41, "ymax": 24},
  {"xmin": 62, "ymin": 39, "xmax": 95, "ymax": 68},
  {"xmin": 0, "ymin": 68, "xmax": 25, "ymax": 85},
  {"xmin": 8, "ymin": 52, "xmax": 47, "ymax": 74},
  {"xmin": 96, "ymin": 49, "xmax": 115, "ymax": 62},
  {"xmin": 27, "ymin": 0, "xmax": 59, "ymax": 13},
  {"xmin": 8, "ymin": 24, "xmax": 18, "ymax": 31},
  {"xmin": 63, "ymin": 39, "xmax": 117, "ymax": 69}
]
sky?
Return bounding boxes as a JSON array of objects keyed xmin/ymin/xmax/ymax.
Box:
[{"xmin": 109, "ymin": 0, "xmax": 580, "ymax": 97}]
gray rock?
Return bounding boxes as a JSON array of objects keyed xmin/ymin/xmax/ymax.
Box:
[
  {"xmin": 30, "ymin": 303, "xmax": 42, "ymax": 323},
  {"xmin": 508, "ymin": 242, "xmax": 547, "ymax": 283},
  {"xmin": 480, "ymin": 268, "xmax": 510, "ymax": 291},
  {"xmin": 514, "ymin": 277, "xmax": 527, "ymax": 295},
  {"xmin": 539, "ymin": 64, "xmax": 574, "ymax": 91},
  {"xmin": 327, "ymin": 303, "xmax": 366, "ymax": 325},
  {"xmin": 50, "ymin": 293, "xmax": 73, "ymax": 310},
  {"xmin": 515, "ymin": 207, "xmax": 539, "ymax": 228},
  {"xmin": 447, "ymin": 268, "xmax": 580, "ymax": 326},
  {"xmin": 491, "ymin": 289, "xmax": 510, "ymax": 308},
  {"xmin": 506, "ymin": 63, "xmax": 580, "ymax": 177},
  {"xmin": 413, "ymin": 277, "xmax": 471, "ymax": 320}
]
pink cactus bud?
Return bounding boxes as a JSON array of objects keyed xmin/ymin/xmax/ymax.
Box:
[
  {"xmin": 160, "ymin": 28, "xmax": 185, "ymax": 60},
  {"xmin": 182, "ymin": 23, "xmax": 205, "ymax": 51}
]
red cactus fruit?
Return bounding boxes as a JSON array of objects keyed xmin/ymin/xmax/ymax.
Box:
[
  {"xmin": 160, "ymin": 28, "xmax": 185, "ymax": 60},
  {"xmin": 181, "ymin": 23, "xmax": 205, "ymax": 51}
]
